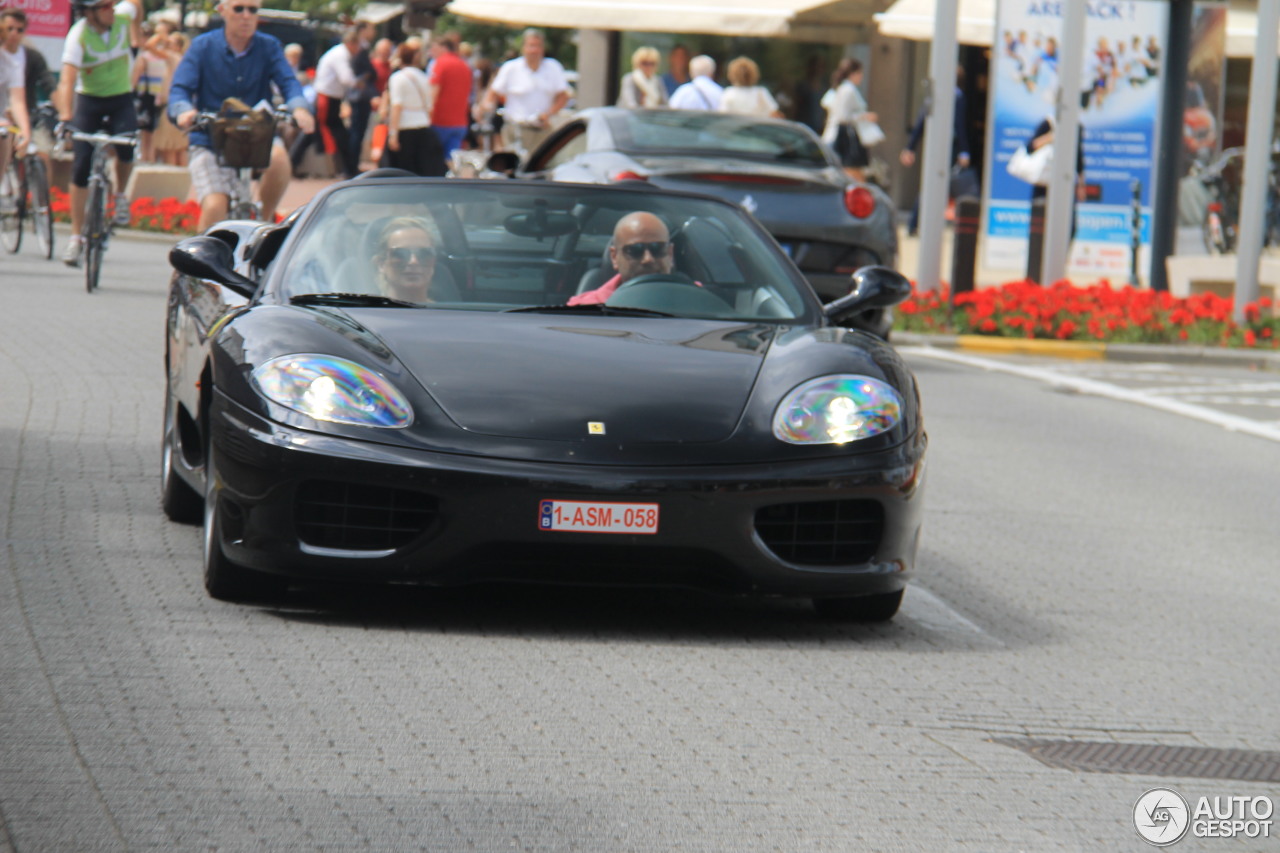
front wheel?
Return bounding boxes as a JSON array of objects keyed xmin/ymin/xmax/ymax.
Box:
[
  {"xmin": 813, "ymin": 589, "xmax": 904, "ymax": 622},
  {"xmin": 161, "ymin": 389, "xmax": 203, "ymax": 524},
  {"xmin": 84, "ymin": 182, "xmax": 106, "ymax": 292},
  {"xmin": 0, "ymin": 160, "xmax": 22, "ymax": 254},
  {"xmin": 28, "ymin": 158, "xmax": 54, "ymax": 260}
]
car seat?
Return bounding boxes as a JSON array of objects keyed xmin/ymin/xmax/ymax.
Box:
[{"xmin": 575, "ymin": 243, "xmax": 616, "ymax": 296}]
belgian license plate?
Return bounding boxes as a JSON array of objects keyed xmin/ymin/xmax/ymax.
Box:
[{"xmin": 538, "ymin": 499, "xmax": 659, "ymax": 534}]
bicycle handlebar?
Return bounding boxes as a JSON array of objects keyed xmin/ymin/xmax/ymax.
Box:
[
  {"xmin": 190, "ymin": 106, "xmax": 297, "ymax": 133},
  {"xmin": 68, "ymin": 130, "xmax": 139, "ymax": 148}
]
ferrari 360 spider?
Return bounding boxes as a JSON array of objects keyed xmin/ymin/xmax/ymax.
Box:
[{"xmin": 162, "ymin": 175, "xmax": 925, "ymax": 620}]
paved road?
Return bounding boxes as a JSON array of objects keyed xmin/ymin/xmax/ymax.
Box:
[{"xmin": 2, "ymin": 237, "xmax": 1278, "ymax": 851}]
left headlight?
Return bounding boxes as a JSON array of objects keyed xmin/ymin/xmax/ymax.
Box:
[
  {"xmin": 252, "ymin": 354, "xmax": 413, "ymax": 428},
  {"xmin": 773, "ymin": 375, "xmax": 902, "ymax": 445}
]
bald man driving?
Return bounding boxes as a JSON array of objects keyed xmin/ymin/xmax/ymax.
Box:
[{"xmin": 568, "ymin": 211, "xmax": 675, "ymax": 305}]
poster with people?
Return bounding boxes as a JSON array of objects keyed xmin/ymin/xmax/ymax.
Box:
[{"xmin": 985, "ymin": 0, "xmax": 1169, "ymax": 276}]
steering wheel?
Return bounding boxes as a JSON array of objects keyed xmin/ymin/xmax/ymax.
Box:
[
  {"xmin": 607, "ymin": 272, "xmax": 731, "ymax": 316},
  {"xmin": 613, "ymin": 271, "xmax": 697, "ymax": 291}
]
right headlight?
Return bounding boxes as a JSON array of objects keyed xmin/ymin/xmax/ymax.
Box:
[
  {"xmin": 252, "ymin": 354, "xmax": 413, "ymax": 428},
  {"xmin": 772, "ymin": 375, "xmax": 902, "ymax": 445}
]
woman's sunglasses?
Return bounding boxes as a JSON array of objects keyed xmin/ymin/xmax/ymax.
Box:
[{"xmin": 386, "ymin": 247, "xmax": 437, "ymax": 265}]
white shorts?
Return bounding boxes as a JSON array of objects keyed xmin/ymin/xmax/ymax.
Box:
[{"xmin": 189, "ymin": 139, "xmax": 282, "ymax": 201}]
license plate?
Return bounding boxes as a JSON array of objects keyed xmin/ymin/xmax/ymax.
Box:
[{"xmin": 538, "ymin": 499, "xmax": 659, "ymax": 534}]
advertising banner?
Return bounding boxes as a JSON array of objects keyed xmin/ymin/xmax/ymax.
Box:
[
  {"xmin": 7, "ymin": 0, "xmax": 71, "ymax": 70},
  {"xmin": 986, "ymin": 0, "xmax": 1169, "ymax": 277}
]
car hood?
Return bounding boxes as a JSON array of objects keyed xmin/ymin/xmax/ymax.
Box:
[{"xmin": 351, "ymin": 310, "xmax": 777, "ymax": 443}]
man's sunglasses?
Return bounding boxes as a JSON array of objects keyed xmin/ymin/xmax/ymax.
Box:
[
  {"xmin": 6, "ymin": 25, "xmax": 25, "ymax": 33},
  {"xmin": 229, "ymin": 4, "xmax": 260, "ymax": 14},
  {"xmin": 386, "ymin": 247, "xmax": 437, "ymax": 265},
  {"xmin": 619, "ymin": 241, "xmax": 669, "ymax": 260}
]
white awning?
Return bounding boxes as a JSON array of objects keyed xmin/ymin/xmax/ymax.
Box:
[
  {"xmin": 875, "ymin": 0, "xmax": 1273, "ymax": 59},
  {"xmin": 358, "ymin": 2, "xmax": 407, "ymax": 24},
  {"xmin": 445, "ymin": 0, "xmax": 878, "ymax": 43},
  {"xmin": 872, "ymin": 0, "xmax": 995, "ymax": 46}
]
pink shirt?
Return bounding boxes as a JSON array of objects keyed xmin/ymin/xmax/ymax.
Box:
[{"xmin": 567, "ymin": 273, "xmax": 622, "ymax": 305}]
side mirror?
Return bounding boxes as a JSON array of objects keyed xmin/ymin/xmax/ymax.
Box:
[
  {"xmin": 170, "ymin": 236, "xmax": 257, "ymax": 298},
  {"xmin": 823, "ymin": 265, "xmax": 912, "ymax": 325},
  {"xmin": 486, "ymin": 151, "xmax": 520, "ymax": 177}
]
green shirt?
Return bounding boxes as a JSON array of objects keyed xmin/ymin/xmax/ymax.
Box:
[{"xmin": 61, "ymin": 2, "xmax": 134, "ymax": 98}]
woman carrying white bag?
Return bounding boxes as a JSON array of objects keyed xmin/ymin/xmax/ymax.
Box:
[{"xmin": 821, "ymin": 58, "xmax": 882, "ymax": 182}]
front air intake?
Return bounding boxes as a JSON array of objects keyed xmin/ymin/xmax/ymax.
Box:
[{"xmin": 754, "ymin": 499, "xmax": 883, "ymax": 566}]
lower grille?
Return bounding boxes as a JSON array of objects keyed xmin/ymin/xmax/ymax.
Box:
[
  {"xmin": 295, "ymin": 480, "xmax": 437, "ymax": 552},
  {"xmin": 754, "ymin": 499, "xmax": 883, "ymax": 566}
]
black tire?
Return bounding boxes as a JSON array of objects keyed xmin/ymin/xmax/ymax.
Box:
[
  {"xmin": 85, "ymin": 183, "xmax": 105, "ymax": 293},
  {"xmin": 202, "ymin": 448, "xmax": 286, "ymax": 603},
  {"xmin": 28, "ymin": 158, "xmax": 54, "ymax": 260},
  {"xmin": 1, "ymin": 160, "xmax": 22, "ymax": 254},
  {"xmin": 161, "ymin": 390, "xmax": 203, "ymax": 524},
  {"xmin": 813, "ymin": 589, "xmax": 904, "ymax": 623}
]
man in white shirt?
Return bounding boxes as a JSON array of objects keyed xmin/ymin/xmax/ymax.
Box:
[
  {"xmin": 312, "ymin": 28, "xmax": 360, "ymax": 178},
  {"xmin": 669, "ymin": 55, "xmax": 722, "ymax": 111},
  {"xmin": 473, "ymin": 28, "xmax": 569, "ymax": 156},
  {"xmin": 0, "ymin": 9, "xmax": 32, "ymax": 214}
]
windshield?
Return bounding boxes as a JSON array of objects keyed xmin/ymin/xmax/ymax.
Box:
[
  {"xmin": 608, "ymin": 110, "xmax": 830, "ymax": 167},
  {"xmin": 276, "ymin": 182, "xmax": 814, "ymax": 322}
]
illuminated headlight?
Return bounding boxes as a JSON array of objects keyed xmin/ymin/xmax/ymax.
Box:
[
  {"xmin": 772, "ymin": 375, "xmax": 902, "ymax": 444},
  {"xmin": 252, "ymin": 355, "xmax": 413, "ymax": 428}
]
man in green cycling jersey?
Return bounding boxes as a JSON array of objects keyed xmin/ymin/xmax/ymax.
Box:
[{"xmin": 55, "ymin": 0, "xmax": 140, "ymax": 266}]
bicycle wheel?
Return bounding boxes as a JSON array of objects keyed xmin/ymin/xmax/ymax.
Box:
[
  {"xmin": 85, "ymin": 182, "xmax": 106, "ymax": 293},
  {"xmin": 0, "ymin": 160, "xmax": 22, "ymax": 254},
  {"xmin": 27, "ymin": 157, "xmax": 54, "ymax": 260}
]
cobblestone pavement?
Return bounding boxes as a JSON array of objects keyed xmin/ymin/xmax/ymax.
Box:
[{"xmin": 1, "ymin": 237, "xmax": 1278, "ymax": 851}]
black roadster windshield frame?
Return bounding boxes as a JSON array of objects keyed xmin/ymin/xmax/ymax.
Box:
[{"xmin": 271, "ymin": 180, "xmax": 818, "ymax": 324}]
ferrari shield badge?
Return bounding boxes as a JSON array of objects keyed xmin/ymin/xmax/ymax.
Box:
[{"xmin": 588, "ymin": 422, "xmax": 606, "ymax": 435}]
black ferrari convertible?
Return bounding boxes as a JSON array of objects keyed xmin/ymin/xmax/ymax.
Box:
[{"xmin": 162, "ymin": 175, "xmax": 926, "ymax": 620}]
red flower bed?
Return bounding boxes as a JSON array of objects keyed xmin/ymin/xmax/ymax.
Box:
[
  {"xmin": 50, "ymin": 186, "xmax": 204, "ymax": 235},
  {"xmin": 895, "ymin": 279, "xmax": 1280, "ymax": 349}
]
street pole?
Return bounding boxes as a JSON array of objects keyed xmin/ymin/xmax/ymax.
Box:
[
  {"xmin": 1233, "ymin": 0, "xmax": 1280, "ymax": 322},
  {"xmin": 914, "ymin": 0, "xmax": 958, "ymax": 293},
  {"xmin": 1040, "ymin": 0, "xmax": 1084, "ymax": 287},
  {"xmin": 1149, "ymin": 0, "xmax": 1193, "ymax": 291}
]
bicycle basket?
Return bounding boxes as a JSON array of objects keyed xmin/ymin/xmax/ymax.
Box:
[{"xmin": 210, "ymin": 109, "xmax": 276, "ymax": 169}]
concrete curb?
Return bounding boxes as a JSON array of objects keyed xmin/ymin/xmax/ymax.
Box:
[{"xmin": 894, "ymin": 332, "xmax": 1280, "ymax": 372}]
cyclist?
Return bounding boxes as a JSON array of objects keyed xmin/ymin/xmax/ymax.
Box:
[
  {"xmin": 54, "ymin": 0, "xmax": 139, "ymax": 266},
  {"xmin": 168, "ymin": 0, "xmax": 314, "ymax": 232},
  {"xmin": 0, "ymin": 9, "xmax": 32, "ymax": 215}
]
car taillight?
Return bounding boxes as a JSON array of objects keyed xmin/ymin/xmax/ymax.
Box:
[
  {"xmin": 612, "ymin": 170, "xmax": 648, "ymax": 182},
  {"xmin": 1208, "ymin": 201, "xmax": 1223, "ymax": 213},
  {"xmin": 844, "ymin": 186, "xmax": 875, "ymax": 218}
]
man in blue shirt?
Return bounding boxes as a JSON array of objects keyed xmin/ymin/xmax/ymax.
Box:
[{"xmin": 168, "ymin": 0, "xmax": 314, "ymax": 230}]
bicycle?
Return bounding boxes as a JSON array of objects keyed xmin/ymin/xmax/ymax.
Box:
[
  {"xmin": 192, "ymin": 105, "xmax": 294, "ymax": 221},
  {"xmin": 67, "ymin": 127, "xmax": 138, "ymax": 293},
  {"xmin": 1, "ymin": 123, "xmax": 54, "ymax": 259}
]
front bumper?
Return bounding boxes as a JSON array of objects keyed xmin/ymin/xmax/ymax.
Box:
[{"xmin": 209, "ymin": 394, "xmax": 926, "ymax": 597}]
